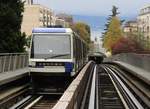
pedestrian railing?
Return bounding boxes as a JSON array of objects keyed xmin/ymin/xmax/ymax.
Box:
[{"xmin": 0, "ymin": 53, "xmax": 28, "ymax": 73}]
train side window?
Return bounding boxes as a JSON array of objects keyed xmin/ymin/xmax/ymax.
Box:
[
  {"xmin": 73, "ymin": 34, "xmax": 76, "ymax": 58},
  {"xmin": 75, "ymin": 37, "xmax": 78, "ymax": 60}
]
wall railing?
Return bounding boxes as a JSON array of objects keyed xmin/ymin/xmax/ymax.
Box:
[{"xmin": 0, "ymin": 53, "xmax": 28, "ymax": 73}]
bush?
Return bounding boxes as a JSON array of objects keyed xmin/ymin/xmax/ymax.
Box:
[{"xmin": 111, "ymin": 37, "xmax": 142, "ymax": 55}]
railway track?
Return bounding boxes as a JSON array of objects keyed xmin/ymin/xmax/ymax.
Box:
[
  {"xmin": 10, "ymin": 94, "xmax": 61, "ymax": 109},
  {"xmin": 1, "ymin": 76, "xmax": 64, "ymax": 109},
  {"xmin": 106, "ymin": 64, "xmax": 150, "ymax": 108},
  {"xmin": 88, "ymin": 64, "xmax": 149, "ymax": 109},
  {"xmin": 9, "ymin": 76, "xmax": 68, "ymax": 109},
  {"xmin": 97, "ymin": 65, "xmax": 124, "ymax": 109},
  {"xmin": 26, "ymin": 95, "xmax": 59, "ymax": 109},
  {"xmin": 2, "ymin": 62, "xmax": 149, "ymax": 109},
  {"xmin": 30, "ymin": 99, "xmax": 56, "ymax": 109},
  {"xmin": 0, "ymin": 84, "xmax": 29, "ymax": 109}
]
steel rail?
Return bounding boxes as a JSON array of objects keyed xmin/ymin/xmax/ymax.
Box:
[
  {"xmin": 102, "ymin": 66, "xmax": 129, "ymax": 109},
  {"xmin": 9, "ymin": 88, "xmax": 63, "ymax": 109},
  {"xmin": 88, "ymin": 65, "xmax": 97, "ymax": 109},
  {"xmin": 107, "ymin": 65, "xmax": 150, "ymax": 108},
  {"xmin": 10, "ymin": 95, "xmax": 32, "ymax": 109},
  {"xmin": 80, "ymin": 64, "xmax": 95, "ymax": 109},
  {"xmin": 0, "ymin": 84, "xmax": 29, "ymax": 106},
  {"xmin": 95, "ymin": 66, "xmax": 99, "ymax": 109},
  {"xmin": 105, "ymin": 66, "xmax": 144, "ymax": 109},
  {"xmin": 24, "ymin": 96, "xmax": 43, "ymax": 109},
  {"xmin": 98, "ymin": 65, "xmax": 125, "ymax": 109}
]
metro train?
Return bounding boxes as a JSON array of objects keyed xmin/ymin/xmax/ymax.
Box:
[{"xmin": 29, "ymin": 27, "xmax": 88, "ymax": 77}]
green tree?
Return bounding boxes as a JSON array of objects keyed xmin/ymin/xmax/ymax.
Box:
[
  {"xmin": 25, "ymin": 35, "xmax": 31, "ymax": 48},
  {"xmin": 71, "ymin": 22, "xmax": 91, "ymax": 44},
  {"xmin": 102, "ymin": 5, "xmax": 119, "ymax": 36},
  {"xmin": 112, "ymin": 6, "xmax": 120, "ymax": 17},
  {"xmin": 0, "ymin": 0, "xmax": 26, "ymax": 53},
  {"xmin": 102, "ymin": 6, "xmax": 123, "ymax": 53},
  {"xmin": 102, "ymin": 6, "xmax": 124, "ymax": 38},
  {"xmin": 103, "ymin": 17, "xmax": 123, "ymax": 52}
]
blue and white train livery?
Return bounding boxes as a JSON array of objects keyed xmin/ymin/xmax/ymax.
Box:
[{"xmin": 29, "ymin": 28, "xmax": 88, "ymax": 77}]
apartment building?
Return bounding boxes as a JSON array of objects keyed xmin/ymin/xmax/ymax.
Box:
[
  {"xmin": 21, "ymin": 0, "xmax": 72, "ymax": 36},
  {"xmin": 55, "ymin": 18, "xmax": 69, "ymax": 27},
  {"xmin": 21, "ymin": 4, "xmax": 54, "ymax": 36},
  {"xmin": 137, "ymin": 4, "xmax": 150, "ymax": 39},
  {"xmin": 56, "ymin": 13, "xmax": 73, "ymax": 25},
  {"xmin": 123, "ymin": 21, "xmax": 138, "ymax": 33}
]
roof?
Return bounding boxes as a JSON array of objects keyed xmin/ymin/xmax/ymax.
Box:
[
  {"xmin": 140, "ymin": 4, "xmax": 150, "ymax": 10},
  {"xmin": 124, "ymin": 20, "xmax": 137, "ymax": 27},
  {"xmin": 32, "ymin": 28, "xmax": 72, "ymax": 33}
]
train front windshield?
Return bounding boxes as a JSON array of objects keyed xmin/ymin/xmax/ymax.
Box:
[{"xmin": 31, "ymin": 34, "xmax": 71, "ymax": 59}]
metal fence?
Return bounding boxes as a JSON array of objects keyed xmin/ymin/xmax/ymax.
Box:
[{"xmin": 0, "ymin": 53, "xmax": 28, "ymax": 73}]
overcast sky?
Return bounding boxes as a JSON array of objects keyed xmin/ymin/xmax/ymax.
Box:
[{"xmin": 35, "ymin": 0, "xmax": 150, "ymax": 16}]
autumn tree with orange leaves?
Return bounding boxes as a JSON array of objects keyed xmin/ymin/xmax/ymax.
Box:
[{"xmin": 71, "ymin": 22, "xmax": 91, "ymax": 44}]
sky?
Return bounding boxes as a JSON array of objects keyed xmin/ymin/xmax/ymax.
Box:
[
  {"xmin": 34, "ymin": 0, "xmax": 150, "ymax": 40},
  {"xmin": 35, "ymin": 0, "xmax": 150, "ymax": 16}
]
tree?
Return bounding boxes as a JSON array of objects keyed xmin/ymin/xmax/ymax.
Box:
[
  {"xmin": 0, "ymin": 0, "xmax": 26, "ymax": 53},
  {"xmin": 102, "ymin": 6, "xmax": 124, "ymax": 54},
  {"xmin": 103, "ymin": 17, "xmax": 123, "ymax": 52},
  {"xmin": 71, "ymin": 22, "xmax": 91, "ymax": 44},
  {"xmin": 123, "ymin": 26, "xmax": 150, "ymax": 52},
  {"xmin": 102, "ymin": 5, "xmax": 120, "ymax": 36},
  {"xmin": 112, "ymin": 6, "xmax": 120, "ymax": 17},
  {"xmin": 25, "ymin": 35, "xmax": 31, "ymax": 48},
  {"xmin": 111, "ymin": 37, "xmax": 142, "ymax": 55}
]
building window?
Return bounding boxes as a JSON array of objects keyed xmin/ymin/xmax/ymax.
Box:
[
  {"xmin": 39, "ymin": 9, "xmax": 43, "ymax": 13},
  {"xmin": 39, "ymin": 17, "xmax": 43, "ymax": 22},
  {"xmin": 147, "ymin": 16, "xmax": 149, "ymax": 23},
  {"xmin": 147, "ymin": 26, "xmax": 149, "ymax": 32}
]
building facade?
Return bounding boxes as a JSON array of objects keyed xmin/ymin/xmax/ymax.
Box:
[
  {"xmin": 55, "ymin": 18, "xmax": 69, "ymax": 27},
  {"xmin": 21, "ymin": 3, "xmax": 70, "ymax": 36},
  {"xmin": 21, "ymin": 4, "xmax": 54, "ymax": 36},
  {"xmin": 22, "ymin": 0, "xmax": 33, "ymax": 5},
  {"xmin": 137, "ymin": 4, "xmax": 150, "ymax": 39},
  {"xmin": 137, "ymin": 4, "xmax": 150, "ymax": 48},
  {"xmin": 123, "ymin": 21, "xmax": 138, "ymax": 33},
  {"xmin": 56, "ymin": 13, "xmax": 73, "ymax": 25}
]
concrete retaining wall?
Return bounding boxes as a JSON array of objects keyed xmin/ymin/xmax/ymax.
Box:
[
  {"xmin": 53, "ymin": 61, "xmax": 95, "ymax": 109},
  {"xmin": 104, "ymin": 53, "xmax": 150, "ymax": 72}
]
